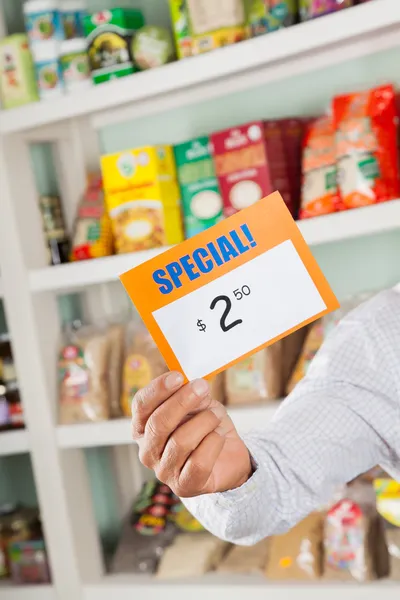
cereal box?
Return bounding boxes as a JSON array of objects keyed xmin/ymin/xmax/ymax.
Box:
[
  {"xmin": 174, "ymin": 136, "xmax": 224, "ymax": 238},
  {"xmin": 211, "ymin": 121, "xmax": 292, "ymax": 217},
  {"xmin": 101, "ymin": 145, "xmax": 178, "ymax": 193}
]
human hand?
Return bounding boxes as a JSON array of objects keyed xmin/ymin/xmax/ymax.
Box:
[{"xmin": 132, "ymin": 372, "xmax": 252, "ymax": 498}]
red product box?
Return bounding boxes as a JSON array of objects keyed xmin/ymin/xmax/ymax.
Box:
[
  {"xmin": 211, "ymin": 121, "xmax": 292, "ymax": 217},
  {"xmin": 278, "ymin": 117, "xmax": 313, "ymax": 219}
]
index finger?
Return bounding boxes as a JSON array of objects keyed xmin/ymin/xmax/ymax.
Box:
[{"xmin": 132, "ymin": 371, "xmax": 184, "ymax": 436}]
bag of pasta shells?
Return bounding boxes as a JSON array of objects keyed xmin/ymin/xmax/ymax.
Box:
[{"xmin": 58, "ymin": 323, "xmax": 111, "ymax": 424}]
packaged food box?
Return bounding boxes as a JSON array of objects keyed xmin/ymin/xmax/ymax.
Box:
[
  {"xmin": 0, "ymin": 34, "xmax": 39, "ymax": 109},
  {"xmin": 105, "ymin": 180, "xmax": 183, "ymax": 254},
  {"xmin": 83, "ymin": 8, "xmax": 145, "ymax": 84},
  {"xmin": 299, "ymin": 0, "xmax": 353, "ymax": 21},
  {"xmin": 169, "ymin": 0, "xmax": 247, "ymax": 58},
  {"xmin": 174, "ymin": 136, "xmax": 224, "ymax": 238},
  {"xmin": 245, "ymin": 0, "xmax": 297, "ymax": 37},
  {"xmin": 278, "ymin": 117, "xmax": 312, "ymax": 218},
  {"xmin": 211, "ymin": 120, "xmax": 292, "ymax": 217},
  {"xmin": 101, "ymin": 145, "xmax": 178, "ymax": 194}
]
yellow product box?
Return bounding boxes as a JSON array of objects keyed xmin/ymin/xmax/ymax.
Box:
[
  {"xmin": 106, "ymin": 180, "xmax": 184, "ymax": 254},
  {"xmin": 192, "ymin": 26, "xmax": 247, "ymax": 55},
  {"xmin": 101, "ymin": 145, "xmax": 178, "ymax": 193}
]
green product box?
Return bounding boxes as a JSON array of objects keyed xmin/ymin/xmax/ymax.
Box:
[
  {"xmin": 169, "ymin": 0, "xmax": 193, "ymax": 59},
  {"xmin": 83, "ymin": 8, "xmax": 145, "ymax": 84},
  {"xmin": 0, "ymin": 34, "xmax": 39, "ymax": 109},
  {"xmin": 174, "ymin": 136, "xmax": 224, "ymax": 238}
]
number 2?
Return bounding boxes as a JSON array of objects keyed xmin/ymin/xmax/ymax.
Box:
[{"xmin": 210, "ymin": 295, "xmax": 243, "ymax": 333}]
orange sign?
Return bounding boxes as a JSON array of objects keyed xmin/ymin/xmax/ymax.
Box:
[{"xmin": 120, "ymin": 192, "xmax": 339, "ymax": 382}]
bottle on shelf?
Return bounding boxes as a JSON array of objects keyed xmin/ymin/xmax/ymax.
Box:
[{"xmin": 39, "ymin": 195, "xmax": 71, "ymax": 265}]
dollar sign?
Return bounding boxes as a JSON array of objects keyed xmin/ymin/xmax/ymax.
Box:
[{"xmin": 197, "ymin": 319, "xmax": 206, "ymax": 333}]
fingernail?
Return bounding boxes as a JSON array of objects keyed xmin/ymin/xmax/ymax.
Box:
[
  {"xmin": 165, "ymin": 372, "xmax": 184, "ymax": 390},
  {"xmin": 191, "ymin": 379, "xmax": 209, "ymax": 398}
]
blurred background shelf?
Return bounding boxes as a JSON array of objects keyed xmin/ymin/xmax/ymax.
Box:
[
  {"xmin": 56, "ymin": 404, "xmax": 279, "ymax": 450},
  {"xmin": 0, "ymin": 429, "xmax": 29, "ymax": 457},
  {"xmin": 0, "ymin": 0, "xmax": 399, "ymax": 135},
  {"xmin": 0, "ymin": 582, "xmax": 55, "ymax": 599},
  {"xmin": 83, "ymin": 576, "xmax": 400, "ymax": 600},
  {"xmin": 28, "ymin": 200, "xmax": 400, "ymax": 294}
]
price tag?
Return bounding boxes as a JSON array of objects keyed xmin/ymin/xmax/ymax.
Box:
[{"xmin": 120, "ymin": 192, "xmax": 339, "ymax": 382}]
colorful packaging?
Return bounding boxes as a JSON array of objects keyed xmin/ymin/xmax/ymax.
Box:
[
  {"xmin": 101, "ymin": 145, "xmax": 183, "ymax": 253},
  {"xmin": 133, "ymin": 26, "xmax": 175, "ymax": 70},
  {"xmin": 101, "ymin": 145, "xmax": 178, "ymax": 193},
  {"xmin": 245, "ymin": 0, "xmax": 297, "ymax": 37},
  {"xmin": 169, "ymin": 0, "xmax": 193, "ymax": 59},
  {"xmin": 169, "ymin": 0, "xmax": 247, "ymax": 58},
  {"xmin": 174, "ymin": 136, "xmax": 224, "ymax": 238},
  {"xmin": 120, "ymin": 324, "xmax": 168, "ymax": 417},
  {"xmin": 278, "ymin": 118, "xmax": 311, "ymax": 217},
  {"xmin": 300, "ymin": 115, "xmax": 338, "ymax": 218},
  {"xmin": 333, "ymin": 84, "xmax": 400, "ymax": 211},
  {"xmin": 23, "ymin": 0, "xmax": 63, "ymax": 45},
  {"xmin": 83, "ymin": 8, "xmax": 145, "ymax": 84},
  {"xmin": 60, "ymin": 0, "xmax": 86, "ymax": 40},
  {"xmin": 60, "ymin": 38, "xmax": 91, "ymax": 93},
  {"xmin": 0, "ymin": 34, "xmax": 39, "ymax": 110},
  {"xmin": 299, "ymin": 0, "xmax": 353, "ymax": 21},
  {"xmin": 212, "ymin": 121, "xmax": 292, "ymax": 217},
  {"xmin": 71, "ymin": 175, "xmax": 113, "ymax": 261},
  {"xmin": 9, "ymin": 540, "xmax": 51, "ymax": 585},
  {"xmin": 32, "ymin": 41, "xmax": 64, "ymax": 100}
]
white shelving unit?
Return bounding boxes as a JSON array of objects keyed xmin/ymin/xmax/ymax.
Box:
[{"xmin": 0, "ymin": 1, "xmax": 400, "ymax": 599}]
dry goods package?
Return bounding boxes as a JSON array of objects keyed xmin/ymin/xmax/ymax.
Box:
[
  {"xmin": 324, "ymin": 494, "xmax": 388, "ymax": 582},
  {"xmin": 121, "ymin": 323, "xmax": 168, "ymax": 417},
  {"xmin": 58, "ymin": 324, "xmax": 111, "ymax": 424},
  {"xmin": 225, "ymin": 343, "xmax": 283, "ymax": 406},
  {"xmin": 333, "ymin": 84, "xmax": 400, "ymax": 210},
  {"xmin": 374, "ymin": 479, "xmax": 400, "ymax": 580},
  {"xmin": 157, "ymin": 532, "xmax": 230, "ymax": 579},
  {"xmin": 300, "ymin": 115, "xmax": 338, "ymax": 218},
  {"xmin": 266, "ymin": 512, "xmax": 324, "ymax": 580},
  {"xmin": 111, "ymin": 480, "xmax": 178, "ymax": 575},
  {"xmin": 299, "ymin": 0, "xmax": 353, "ymax": 21},
  {"xmin": 218, "ymin": 538, "xmax": 270, "ymax": 574}
]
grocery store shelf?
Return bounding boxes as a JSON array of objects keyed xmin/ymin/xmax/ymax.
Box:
[
  {"xmin": 84, "ymin": 575, "xmax": 400, "ymax": 600},
  {"xmin": 0, "ymin": 429, "xmax": 29, "ymax": 456},
  {"xmin": 29, "ymin": 200, "xmax": 400, "ymax": 294},
  {"xmin": 0, "ymin": 583, "xmax": 55, "ymax": 599},
  {"xmin": 56, "ymin": 404, "xmax": 279, "ymax": 450},
  {"xmin": 1, "ymin": 0, "xmax": 399, "ymax": 135}
]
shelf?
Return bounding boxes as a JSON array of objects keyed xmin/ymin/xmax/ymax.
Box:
[
  {"xmin": 1, "ymin": 0, "xmax": 400, "ymax": 135},
  {"xmin": 56, "ymin": 404, "xmax": 279, "ymax": 450},
  {"xmin": 29, "ymin": 200, "xmax": 400, "ymax": 294},
  {"xmin": 0, "ymin": 583, "xmax": 55, "ymax": 599},
  {"xmin": 0, "ymin": 429, "xmax": 29, "ymax": 456},
  {"xmin": 84, "ymin": 576, "xmax": 400, "ymax": 600}
]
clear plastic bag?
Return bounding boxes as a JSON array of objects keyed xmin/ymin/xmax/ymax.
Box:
[{"xmin": 58, "ymin": 323, "xmax": 111, "ymax": 424}]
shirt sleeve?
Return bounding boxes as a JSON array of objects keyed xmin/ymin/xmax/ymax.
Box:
[{"xmin": 182, "ymin": 293, "xmax": 400, "ymax": 545}]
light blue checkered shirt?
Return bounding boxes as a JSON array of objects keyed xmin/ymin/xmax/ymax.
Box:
[{"xmin": 183, "ymin": 287, "xmax": 400, "ymax": 544}]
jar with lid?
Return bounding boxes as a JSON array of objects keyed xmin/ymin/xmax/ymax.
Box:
[{"xmin": 39, "ymin": 195, "xmax": 71, "ymax": 265}]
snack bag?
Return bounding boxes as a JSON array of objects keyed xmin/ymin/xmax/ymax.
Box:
[
  {"xmin": 225, "ymin": 344, "xmax": 283, "ymax": 406},
  {"xmin": 324, "ymin": 487, "xmax": 389, "ymax": 582},
  {"xmin": 58, "ymin": 323, "xmax": 111, "ymax": 424},
  {"xmin": 333, "ymin": 85, "xmax": 400, "ymax": 210},
  {"xmin": 120, "ymin": 322, "xmax": 168, "ymax": 417},
  {"xmin": 300, "ymin": 116, "xmax": 339, "ymax": 218}
]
